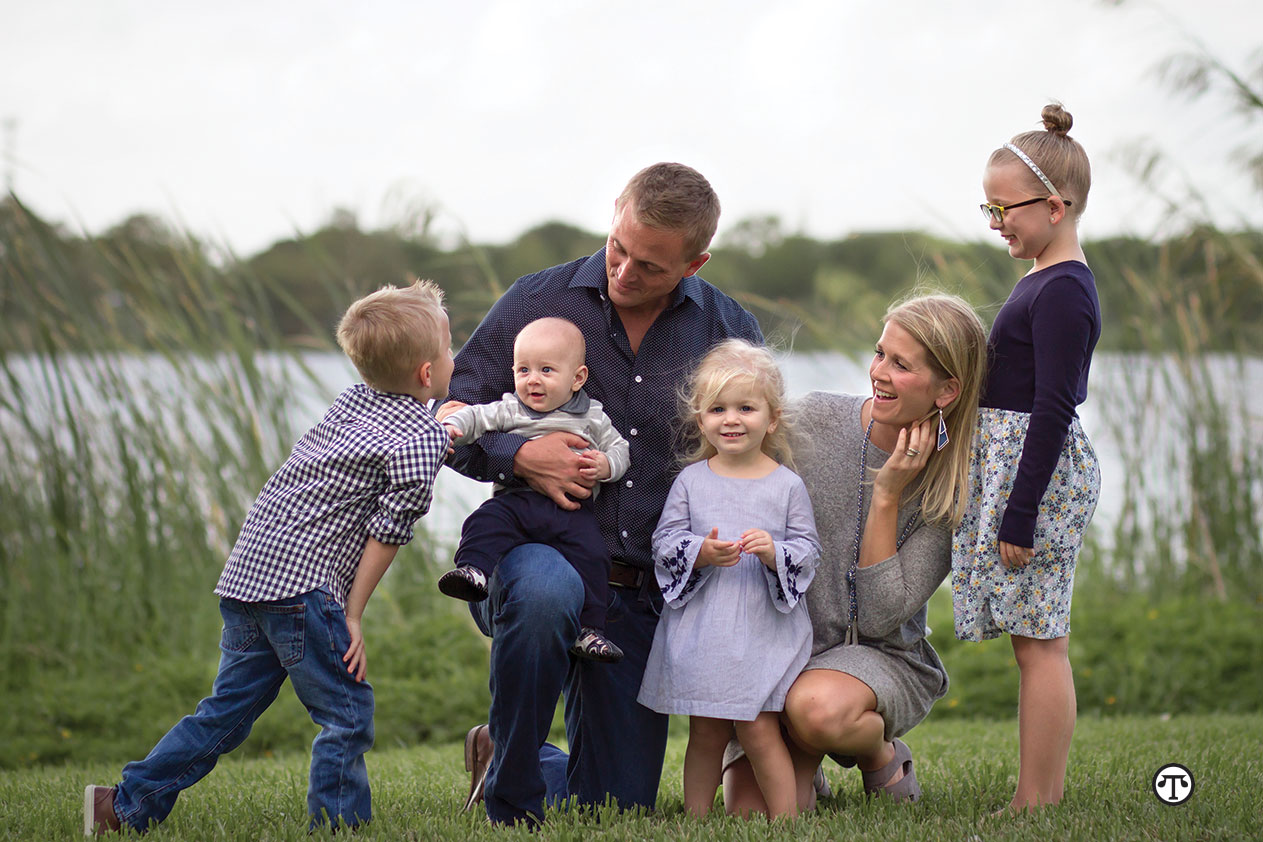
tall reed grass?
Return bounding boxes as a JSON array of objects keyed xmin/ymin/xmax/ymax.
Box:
[
  {"xmin": 0, "ymin": 199, "xmax": 320, "ymax": 685},
  {"xmin": 1091, "ymin": 229, "xmax": 1263, "ymax": 600}
]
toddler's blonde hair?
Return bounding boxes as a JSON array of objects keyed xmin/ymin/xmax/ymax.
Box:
[
  {"xmin": 678, "ymin": 339, "xmax": 793, "ymax": 469},
  {"xmin": 336, "ymin": 278, "xmax": 446, "ymax": 392}
]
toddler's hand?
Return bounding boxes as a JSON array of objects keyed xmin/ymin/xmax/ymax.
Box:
[
  {"xmin": 577, "ymin": 449, "xmax": 611, "ymax": 481},
  {"xmin": 697, "ymin": 527, "xmax": 741, "ymax": 569},
  {"xmin": 739, "ymin": 528, "xmax": 777, "ymax": 570},
  {"xmin": 342, "ymin": 617, "xmax": 368, "ymax": 682}
]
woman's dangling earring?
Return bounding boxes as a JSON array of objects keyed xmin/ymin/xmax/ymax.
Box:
[{"xmin": 936, "ymin": 407, "xmax": 949, "ymax": 451}]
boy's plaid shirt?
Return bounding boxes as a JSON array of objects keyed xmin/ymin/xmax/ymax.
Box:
[{"xmin": 215, "ymin": 383, "xmax": 448, "ymax": 606}]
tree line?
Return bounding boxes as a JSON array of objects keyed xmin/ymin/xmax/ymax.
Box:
[{"xmin": 3, "ymin": 196, "xmax": 1261, "ymax": 354}]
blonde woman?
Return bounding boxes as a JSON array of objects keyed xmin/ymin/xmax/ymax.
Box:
[{"xmin": 722, "ymin": 293, "xmax": 987, "ymax": 813}]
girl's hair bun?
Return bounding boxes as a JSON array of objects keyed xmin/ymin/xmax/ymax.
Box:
[{"xmin": 1041, "ymin": 103, "xmax": 1073, "ymax": 136}]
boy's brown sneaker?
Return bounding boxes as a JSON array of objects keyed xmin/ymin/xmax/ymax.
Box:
[{"xmin": 83, "ymin": 785, "xmax": 121, "ymax": 835}]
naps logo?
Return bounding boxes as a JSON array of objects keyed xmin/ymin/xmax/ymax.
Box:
[{"xmin": 1151, "ymin": 763, "xmax": 1194, "ymax": 805}]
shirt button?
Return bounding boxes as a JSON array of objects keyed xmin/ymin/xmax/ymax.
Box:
[
  {"xmin": 634, "ymin": 375, "xmax": 643, "ymax": 383},
  {"xmin": 629, "ymin": 428, "xmax": 638, "ymax": 436},
  {"xmin": 498, "ymin": 473, "xmax": 505, "ymax": 480},
  {"xmin": 475, "ymin": 476, "xmax": 483, "ymax": 481},
  {"xmin": 621, "ymin": 530, "xmax": 629, "ymax": 538},
  {"xmin": 625, "ymin": 480, "xmax": 633, "ymax": 488}
]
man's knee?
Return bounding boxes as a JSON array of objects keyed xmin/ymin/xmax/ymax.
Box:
[{"xmin": 493, "ymin": 544, "xmax": 585, "ymax": 626}]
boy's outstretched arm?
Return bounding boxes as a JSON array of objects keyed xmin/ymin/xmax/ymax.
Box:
[{"xmin": 342, "ymin": 537, "xmax": 400, "ymax": 682}]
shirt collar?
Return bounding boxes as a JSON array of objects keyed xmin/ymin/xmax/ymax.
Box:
[
  {"xmin": 569, "ymin": 248, "xmax": 707, "ymax": 311},
  {"xmin": 513, "ymin": 387, "xmax": 591, "ymax": 420}
]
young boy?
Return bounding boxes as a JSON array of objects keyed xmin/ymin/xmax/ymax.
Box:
[
  {"xmin": 84, "ymin": 279, "xmax": 453, "ymax": 834},
  {"xmin": 436, "ymin": 316, "xmax": 629, "ymax": 663}
]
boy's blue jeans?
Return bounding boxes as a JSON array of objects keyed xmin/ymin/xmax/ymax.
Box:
[
  {"xmin": 112, "ymin": 588, "xmax": 374, "ymax": 831},
  {"xmin": 471, "ymin": 543, "xmax": 669, "ymax": 825}
]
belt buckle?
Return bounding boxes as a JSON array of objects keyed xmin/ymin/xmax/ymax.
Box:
[{"xmin": 610, "ymin": 562, "xmax": 644, "ymax": 589}]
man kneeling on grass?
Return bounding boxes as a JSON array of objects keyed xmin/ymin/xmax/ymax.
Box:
[{"xmin": 83, "ymin": 279, "xmax": 453, "ymax": 834}]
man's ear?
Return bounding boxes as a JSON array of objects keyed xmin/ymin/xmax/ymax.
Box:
[
  {"xmin": 572, "ymin": 364, "xmax": 589, "ymax": 391},
  {"xmin": 684, "ymin": 252, "xmax": 710, "ymax": 278}
]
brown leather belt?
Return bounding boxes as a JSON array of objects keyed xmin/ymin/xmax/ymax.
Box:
[{"xmin": 608, "ymin": 561, "xmax": 646, "ymax": 589}]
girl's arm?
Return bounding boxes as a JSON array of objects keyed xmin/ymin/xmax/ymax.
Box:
[
  {"xmin": 751, "ymin": 477, "xmax": 821, "ymax": 613},
  {"xmin": 651, "ymin": 473, "xmax": 725, "ymax": 606},
  {"xmin": 1001, "ymin": 274, "xmax": 1099, "ymax": 549}
]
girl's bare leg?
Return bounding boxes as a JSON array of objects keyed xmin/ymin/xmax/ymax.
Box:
[
  {"xmin": 1010, "ymin": 634, "xmax": 1074, "ymax": 811},
  {"xmin": 683, "ymin": 716, "xmax": 734, "ymax": 816},
  {"xmin": 722, "ymin": 732, "xmax": 821, "ymax": 817},
  {"xmin": 734, "ymin": 712, "xmax": 797, "ymax": 818}
]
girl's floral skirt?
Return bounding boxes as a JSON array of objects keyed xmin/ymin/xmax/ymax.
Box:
[{"xmin": 951, "ymin": 408, "xmax": 1100, "ymax": 641}]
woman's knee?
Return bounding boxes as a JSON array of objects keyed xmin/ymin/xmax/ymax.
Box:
[{"xmin": 785, "ymin": 679, "xmax": 869, "ymax": 748}]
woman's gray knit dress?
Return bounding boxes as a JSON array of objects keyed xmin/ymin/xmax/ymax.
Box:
[{"xmin": 725, "ymin": 391, "xmax": 951, "ymax": 769}]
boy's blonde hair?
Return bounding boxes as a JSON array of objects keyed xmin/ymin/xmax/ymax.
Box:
[
  {"xmin": 882, "ymin": 292, "xmax": 987, "ymax": 527},
  {"xmin": 678, "ymin": 339, "xmax": 793, "ymax": 469},
  {"xmin": 989, "ymin": 102, "xmax": 1092, "ymax": 218},
  {"xmin": 336, "ymin": 278, "xmax": 446, "ymax": 392}
]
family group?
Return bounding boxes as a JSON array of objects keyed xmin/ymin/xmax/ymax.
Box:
[{"xmin": 85, "ymin": 103, "xmax": 1100, "ymax": 834}]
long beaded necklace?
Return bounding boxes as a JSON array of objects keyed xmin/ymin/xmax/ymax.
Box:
[{"xmin": 845, "ymin": 418, "xmax": 921, "ymax": 645}]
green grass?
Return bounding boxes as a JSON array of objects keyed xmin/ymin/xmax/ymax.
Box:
[{"xmin": 2, "ymin": 714, "xmax": 1258, "ymax": 841}]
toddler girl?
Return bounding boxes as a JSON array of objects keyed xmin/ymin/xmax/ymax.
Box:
[
  {"xmin": 638, "ymin": 339, "xmax": 820, "ymax": 818},
  {"xmin": 953, "ymin": 103, "xmax": 1102, "ymax": 812}
]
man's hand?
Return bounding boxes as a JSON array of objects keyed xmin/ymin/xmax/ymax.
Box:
[
  {"xmin": 696, "ymin": 527, "xmax": 741, "ymax": 569},
  {"xmin": 342, "ymin": 617, "xmax": 368, "ymax": 682},
  {"xmin": 513, "ymin": 432, "xmax": 597, "ymax": 511},
  {"xmin": 577, "ymin": 449, "xmax": 611, "ymax": 482}
]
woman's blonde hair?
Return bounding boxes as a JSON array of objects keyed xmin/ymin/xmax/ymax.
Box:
[
  {"xmin": 883, "ymin": 293, "xmax": 987, "ymax": 527},
  {"xmin": 678, "ymin": 339, "xmax": 794, "ymax": 469},
  {"xmin": 989, "ymin": 102, "xmax": 1092, "ymax": 218},
  {"xmin": 336, "ymin": 278, "xmax": 446, "ymax": 392}
]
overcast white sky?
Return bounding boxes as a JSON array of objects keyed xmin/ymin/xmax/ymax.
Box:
[{"xmin": 2, "ymin": 0, "xmax": 1260, "ymax": 256}]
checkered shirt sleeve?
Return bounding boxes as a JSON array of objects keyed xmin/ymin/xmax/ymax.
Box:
[{"xmin": 215, "ymin": 384, "xmax": 448, "ymax": 605}]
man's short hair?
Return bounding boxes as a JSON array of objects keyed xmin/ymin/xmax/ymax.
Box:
[
  {"xmin": 336, "ymin": 278, "xmax": 446, "ymax": 392},
  {"xmin": 615, "ymin": 162, "xmax": 721, "ymax": 260}
]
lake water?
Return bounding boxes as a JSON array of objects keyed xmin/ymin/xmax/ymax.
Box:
[
  {"xmin": 287, "ymin": 350, "xmax": 1263, "ymax": 556},
  {"xmin": 8, "ymin": 349, "xmax": 1260, "ymax": 559}
]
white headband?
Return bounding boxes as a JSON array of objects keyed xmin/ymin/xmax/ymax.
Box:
[{"xmin": 1003, "ymin": 142, "xmax": 1059, "ymax": 196}]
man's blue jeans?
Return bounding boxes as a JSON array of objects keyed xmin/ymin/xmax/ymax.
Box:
[
  {"xmin": 112, "ymin": 588, "xmax": 375, "ymax": 831},
  {"xmin": 471, "ymin": 543, "xmax": 669, "ymax": 825}
]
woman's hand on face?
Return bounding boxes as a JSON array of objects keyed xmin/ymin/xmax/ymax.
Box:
[
  {"xmin": 872, "ymin": 417, "xmax": 934, "ymax": 503},
  {"xmin": 696, "ymin": 527, "xmax": 741, "ymax": 569},
  {"xmin": 998, "ymin": 540, "xmax": 1035, "ymax": 568}
]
